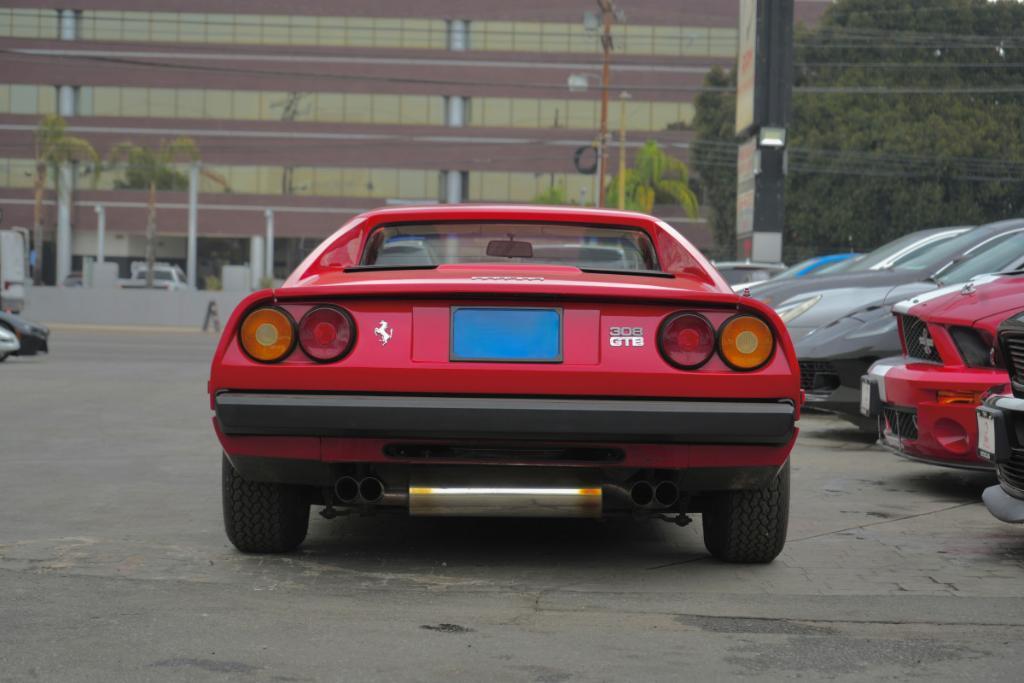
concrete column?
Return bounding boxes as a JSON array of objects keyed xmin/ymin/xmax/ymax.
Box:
[
  {"xmin": 264, "ymin": 209, "xmax": 274, "ymax": 283},
  {"xmin": 58, "ymin": 9, "xmax": 77, "ymax": 40},
  {"xmin": 186, "ymin": 162, "xmax": 199, "ymax": 289},
  {"xmin": 446, "ymin": 95, "xmax": 465, "ymax": 128},
  {"xmin": 249, "ymin": 235, "xmax": 264, "ymax": 290},
  {"xmin": 444, "ymin": 171, "xmax": 462, "ymax": 204},
  {"xmin": 94, "ymin": 204, "xmax": 105, "ymax": 264},
  {"xmin": 448, "ymin": 20, "xmax": 468, "ymax": 51},
  {"xmin": 56, "ymin": 9, "xmax": 79, "ymax": 286},
  {"xmin": 56, "ymin": 163, "xmax": 73, "ymax": 284}
]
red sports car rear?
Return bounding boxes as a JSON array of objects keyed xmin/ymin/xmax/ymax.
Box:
[{"xmin": 210, "ymin": 205, "xmax": 802, "ymax": 562}]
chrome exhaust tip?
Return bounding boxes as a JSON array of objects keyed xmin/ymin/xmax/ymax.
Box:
[
  {"xmin": 408, "ymin": 469, "xmax": 602, "ymax": 518},
  {"xmin": 630, "ymin": 481, "xmax": 654, "ymax": 507},
  {"xmin": 335, "ymin": 476, "xmax": 359, "ymax": 504}
]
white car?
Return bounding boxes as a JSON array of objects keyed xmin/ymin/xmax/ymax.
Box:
[
  {"xmin": 0, "ymin": 325, "xmax": 20, "ymax": 361},
  {"xmin": 120, "ymin": 262, "xmax": 190, "ymax": 291}
]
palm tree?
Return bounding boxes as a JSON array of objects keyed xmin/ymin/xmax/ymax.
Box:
[
  {"xmin": 33, "ymin": 115, "xmax": 99, "ymax": 285},
  {"xmin": 107, "ymin": 138, "xmax": 227, "ymax": 287},
  {"xmin": 605, "ymin": 140, "xmax": 699, "ymax": 217}
]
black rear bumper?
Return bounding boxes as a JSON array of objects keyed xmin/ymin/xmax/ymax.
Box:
[{"xmin": 215, "ymin": 392, "xmax": 796, "ymax": 445}]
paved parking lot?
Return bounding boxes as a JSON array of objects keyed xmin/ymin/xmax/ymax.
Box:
[{"xmin": 1, "ymin": 328, "xmax": 1023, "ymax": 681}]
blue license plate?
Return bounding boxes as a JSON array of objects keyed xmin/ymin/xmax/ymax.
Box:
[{"xmin": 451, "ymin": 308, "xmax": 562, "ymax": 362}]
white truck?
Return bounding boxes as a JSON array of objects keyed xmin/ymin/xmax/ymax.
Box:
[
  {"xmin": 120, "ymin": 261, "xmax": 191, "ymax": 291},
  {"xmin": 0, "ymin": 229, "xmax": 28, "ymax": 312}
]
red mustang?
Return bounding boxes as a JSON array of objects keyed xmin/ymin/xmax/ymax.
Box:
[
  {"xmin": 210, "ymin": 205, "xmax": 801, "ymax": 562},
  {"xmin": 862, "ymin": 273, "xmax": 1024, "ymax": 469}
]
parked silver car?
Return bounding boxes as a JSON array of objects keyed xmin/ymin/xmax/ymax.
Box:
[{"xmin": 0, "ymin": 325, "xmax": 20, "ymax": 361}]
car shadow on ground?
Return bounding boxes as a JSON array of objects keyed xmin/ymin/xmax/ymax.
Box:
[
  {"xmin": 299, "ymin": 513, "xmax": 708, "ymax": 568},
  {"xmin": 884, "ymin": 467, "xmax": 996, "ymax": 502}
]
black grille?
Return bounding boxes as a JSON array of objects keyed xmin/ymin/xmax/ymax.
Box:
[
  {"xmin": 901, "ymin": 315, "xmax": 941, "ymax": 363},
  {"xmin": 997, "ymin": 447, "xmax": 1024, "ymax": 494},
  {"xmin": 882, "ymin": 406, "xmax": 918, "ymax": 441},
  {"xmin": 1001, "ymin": 331, "xmax": 1024, "ymax": 387},
  {"xmin": 799, "ymin": 360, "xmax": 840, "ymax": 393}
]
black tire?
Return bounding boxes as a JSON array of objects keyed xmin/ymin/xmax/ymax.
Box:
[
  {"xmin": 702, "ymin": 461, "xmax": 790, "ymax": 564},
  {"xmin": 222, "ymin": 455, "xmax": 310, "ymax": 553},
  {"xmin": 0, "ymin": 353, "xmax": 7, "ymax": 362}
]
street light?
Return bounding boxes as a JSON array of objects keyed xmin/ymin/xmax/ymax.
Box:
[{"xmin": 758, "ymin": 126, "xmax": 787, "ymax": 148}]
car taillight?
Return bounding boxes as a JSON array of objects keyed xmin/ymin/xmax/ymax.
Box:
[
  {"xmin": 239, "ymin": 306, "xmax": 296, "ymax": 363},
  {"xmin": 298, "ymin": 306, "xmax": 355, "ymax": 362},
  {"xmin": 658, "ymin": 312, "xmax": 716, "ymax": 369},
  {"xmin": 718, "ymin": 314, "xmax": 774, "ymax": 370}
]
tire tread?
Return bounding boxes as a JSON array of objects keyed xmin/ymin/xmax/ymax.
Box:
[
  {"xmin": 702, "ymin": 461, "xmax": 790, "ymax": 563},
  {"xmin": 222, "ymin": 456, "xmax": 309, "ymax": 553}
]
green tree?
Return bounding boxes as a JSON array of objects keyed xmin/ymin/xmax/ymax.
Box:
[
  {"xmin": 690, "ymin": 67, "xmax": 738, "ymax": 258},
  {"xmin": 691, "ymin": 0, "xmax": 1024, "ymax": 260},
  {"xmin": 605, "ymin": 140, "xmax": 699, "ymax": 216},
  {"xmin": 107, "ymin": 138, "xmax": 228, "ymax": 287},
  {"xmin": 32, "ymin": 115, "xmax": 99, "ymax": 285},
  {"xmin": 532, "ymin": 182, "xmax": 572, "ymax": 205}
]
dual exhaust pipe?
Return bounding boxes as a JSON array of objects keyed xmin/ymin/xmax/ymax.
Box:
[
  {"xmin": 332, "ymin": 473, "xmax": 679, "ymax": 516},
  {"xmin": 629, "ymin": 480, "xmax": 679, "ymax": 509},
  {"xmin": 335, "ymin": 475, "xmax": 385, "ymax": 504}
]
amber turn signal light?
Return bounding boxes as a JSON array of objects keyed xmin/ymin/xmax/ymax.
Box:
[
  {"xmin": 718, "ymin": 314, "xmax": 774, "ymax": 370},
  {"xmin": 239, "ymin": 306, "xmax": 296, "ymax": 363},
  {"xmin": 936, "ymin": 390, "xmax": 982, "ymax": 406}
]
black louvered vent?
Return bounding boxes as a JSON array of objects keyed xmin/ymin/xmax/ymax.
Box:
[{"xmin": 901, "ymin": 315, "xmax": 941, "ymax": 363}]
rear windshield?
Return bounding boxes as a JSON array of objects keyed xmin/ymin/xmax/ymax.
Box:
[{"xmin": 361, "ymin": 222, "xmax": 660, "ymax": 272}]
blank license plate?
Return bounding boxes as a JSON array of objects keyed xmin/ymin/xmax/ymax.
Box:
[
  {"xmin": 860, "ymin": 379, "xmax": 872, "ymax": 417},
  {"xmin": 977, "ymin": 412, "xmax": 996, "ymax": 460},
  {"xmin": 451, "ymin": 308, "xmax": 562, "ymax": 362}
]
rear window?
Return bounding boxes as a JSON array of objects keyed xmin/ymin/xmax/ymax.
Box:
[{"xmin": 361, "ymin": 222, "xmax": 660, "ymax": 272}]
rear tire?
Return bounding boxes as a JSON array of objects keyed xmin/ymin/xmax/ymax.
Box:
[
  {"xmin": 702, "ymin": 461, "xmax": 790, "ymax": 564},
  {"xmin": 222, "ymin": 455, "xmax": 310, "ymax": 553},
  {"xmin": 0, "ymin": 353, "xmax": 7, "ymax": 362}
]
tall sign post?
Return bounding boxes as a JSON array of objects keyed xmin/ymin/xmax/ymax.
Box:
[{"xmin": 735, "ymin": 0, "xmax": 793, "ymax": 263}]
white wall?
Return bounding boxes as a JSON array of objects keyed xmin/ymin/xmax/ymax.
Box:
[{"xmin": 23, "ymin": 287, "xmax": 249, "ymax": 328}]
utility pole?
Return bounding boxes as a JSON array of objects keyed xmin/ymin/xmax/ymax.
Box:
[
  {"xmin": 595, "ymin": 0, "xmax": 619, "ymax": 208},
  {"xmin": 617, "ymin": 91, "xmax": 630, "ymax": 210}
]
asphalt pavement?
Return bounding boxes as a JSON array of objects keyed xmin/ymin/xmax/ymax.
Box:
[{"xmin": 1, "ymin": 328, "xmax": 1022, "ymax": 682}]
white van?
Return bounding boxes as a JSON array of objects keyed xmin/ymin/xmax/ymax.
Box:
[{"xmin": 0, "ymin": 229, "xmax": 27, "ymax": 313}]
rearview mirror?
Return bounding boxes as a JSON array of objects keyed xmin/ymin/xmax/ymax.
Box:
[{"xmin": 486, "ymin": 239, "xmax": 534, "ymax": 258}]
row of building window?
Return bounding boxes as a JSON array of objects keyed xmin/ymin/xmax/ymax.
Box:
[
  {"xmin": 0, "ymin": 8, "xmax": 737, "ymax": 58},
  {"xmin": 0, "ymin": 84, "xmax": 695, "ymax": 131},
  {"xmin": 0, "ymin": 158, "xmax": 596, "ymax": 204}
]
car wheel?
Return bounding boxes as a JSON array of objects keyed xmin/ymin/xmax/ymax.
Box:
[
  {"xmin": 0, "ymin": 353, "xmax": 7, "ymax": 362},
  {"xmin": 221, "ymin": 455, "xmax": 310, "ymax": 553},
  {"xmin": 702, "ymin": 461, "xmax": 790, "ymax": 564}
]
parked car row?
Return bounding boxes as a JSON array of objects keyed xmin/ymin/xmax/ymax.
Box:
[
  {"xmin": 749, "ymin": 220, "xmax": 1024, "ymax": 430},
  {"xmin": 861, "ymin": 272, "xmax": 1023, "ymax": 471},
  {"xmin": 730, "ymin": 220, "xmax": 1024, "ymax": 529}
]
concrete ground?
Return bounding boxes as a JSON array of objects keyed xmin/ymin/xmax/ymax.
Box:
[{"xmin": 1, "ymin": 329, "xmax": 1022, "ymax": 682}]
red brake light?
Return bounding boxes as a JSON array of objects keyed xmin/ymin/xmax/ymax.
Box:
[
  {"xmin": 298, "ymin": 306, "xmax": 355, "ymax": 362},
  {"xmin": 658, "ymin": 312, "xmax": 716, "ymax": 369}
]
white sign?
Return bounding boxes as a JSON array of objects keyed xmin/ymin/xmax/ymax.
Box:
[{"xmin": 735, "ymin": 0, "xmax": 758, "ymax": 134}]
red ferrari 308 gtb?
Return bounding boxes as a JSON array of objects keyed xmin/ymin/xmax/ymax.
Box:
[{"xmin": 209, "ymin": 205, "xmax": 802, "ymax": 563}]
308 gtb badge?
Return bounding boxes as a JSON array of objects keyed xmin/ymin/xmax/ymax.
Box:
[{"xmin": 609, "ymin": 326, "xmax": 645, "ymax": 347}]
